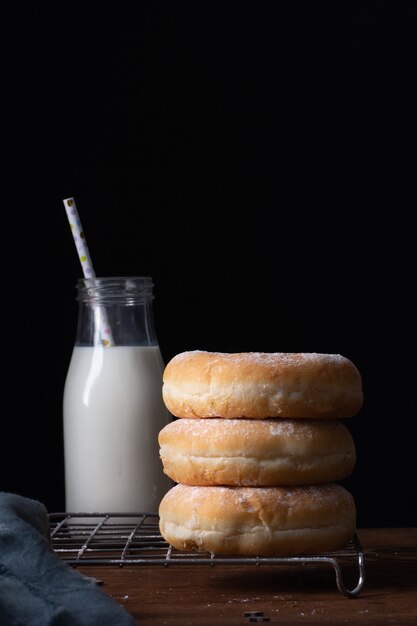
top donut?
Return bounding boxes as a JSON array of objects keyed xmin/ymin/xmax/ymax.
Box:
[{"xmin": 162, "ymin": 350, "xmax": 363, "ymax": 419}]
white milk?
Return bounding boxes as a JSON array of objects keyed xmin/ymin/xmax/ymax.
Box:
[{"xmin": 63, "ymin": 345, "xmax": 172, "ymax": 514}]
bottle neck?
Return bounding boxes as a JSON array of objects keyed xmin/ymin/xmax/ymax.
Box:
[
  {"xmin": 74, "ymin": 277, "xmax": 159, "ymax": 347},
  {"xmin": 76, "ymin": 276, "xmax": 154, "ymax": 305}
]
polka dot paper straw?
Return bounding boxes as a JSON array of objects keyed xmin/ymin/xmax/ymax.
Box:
[{"xmin": 63, "ymin": 197, "xmax": 115, "ymax": 347}]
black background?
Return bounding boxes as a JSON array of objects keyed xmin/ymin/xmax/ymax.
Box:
[{"xmin": 6, "ymin": 2, "xmax": 416, "ymax": 527}]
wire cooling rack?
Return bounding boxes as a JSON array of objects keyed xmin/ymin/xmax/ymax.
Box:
[{"xmin": 48, "ymin": 512, "xmax": 365, "ymax": 598}]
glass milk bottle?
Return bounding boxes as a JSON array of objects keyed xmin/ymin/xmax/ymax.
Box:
[{"xmin": 63, "ymin": 276, "xmax": 172, "ymax": 514}]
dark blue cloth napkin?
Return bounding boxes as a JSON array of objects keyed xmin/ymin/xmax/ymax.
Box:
[{"xmin": 0, "ymin": 492, "xmax": 136, "ymax": 626}]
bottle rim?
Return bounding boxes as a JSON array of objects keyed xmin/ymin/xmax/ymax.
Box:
[{"xmin": 76, "ymin": 276, "xmax": 154, "ymax": 304}]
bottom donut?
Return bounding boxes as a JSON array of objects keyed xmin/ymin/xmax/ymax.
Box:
[{"xmin": 159, "ymin": 483, "xmax": 356, "ymax": 557}]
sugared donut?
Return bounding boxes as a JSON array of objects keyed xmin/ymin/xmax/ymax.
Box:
[
  {"xmin": 158, "ymin": 418, "xmax": 356, "ymax": 486},
  {"xmin": 159, "ymin": 483, "xmax": 356, "ymax": 556},
  {"xmin": 162, "ymin": 351, "xmax": 363, "ymax": 419}
]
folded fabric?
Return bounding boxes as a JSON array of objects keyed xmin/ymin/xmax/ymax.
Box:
[{"xmin": 0, "ymin": 492, "xmax": 136, "ymax": 626}]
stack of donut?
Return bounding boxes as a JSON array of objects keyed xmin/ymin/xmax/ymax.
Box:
[{"xmin": 158, "ymin": 351, "xmax": 363, "ymax": 557}]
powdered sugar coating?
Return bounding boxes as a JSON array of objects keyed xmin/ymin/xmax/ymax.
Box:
[
  {"xmin": 170, "ymin": 350, "xmax": 350, "ymax": 366},
  {"xmin": 159, "ymin": 416, "xmax": 346, "ymax": 442}
]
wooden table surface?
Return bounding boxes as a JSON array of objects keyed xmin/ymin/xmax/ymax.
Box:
[{"xmin": 76, "ymin": 528, "xmax": 417, "ymax": 625}]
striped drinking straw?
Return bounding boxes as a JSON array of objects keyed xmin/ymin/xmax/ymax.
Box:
[{"xmin": 63, "ymin": 197, "xmax": 115, "ymax": 347}]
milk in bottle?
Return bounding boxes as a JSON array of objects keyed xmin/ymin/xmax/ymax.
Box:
[{"xmin": 63, "ymin": 277, "xmax": 172, "ymax": 514}]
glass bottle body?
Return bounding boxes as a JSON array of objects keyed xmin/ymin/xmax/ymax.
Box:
[{"xmin": 63, "ymin": 277, "xmax": 172, "ymax": 514}]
